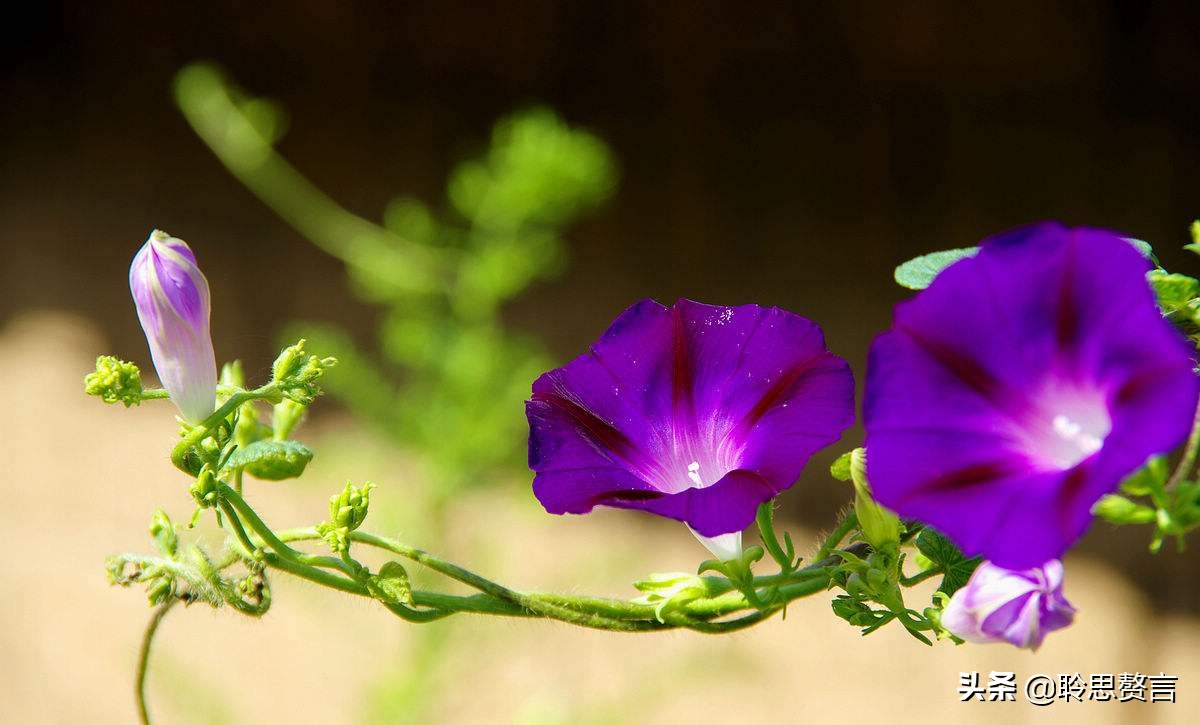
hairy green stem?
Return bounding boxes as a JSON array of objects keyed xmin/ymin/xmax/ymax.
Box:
[
  {"xmin": 136, "ymin": 599, "xmax": 176, "ymax": 725},
  {"xmin": 815, "ymin": 511, "xmax": 859, "ymax": 562}
]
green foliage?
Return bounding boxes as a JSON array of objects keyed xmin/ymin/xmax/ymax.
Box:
[
  {"xmin": 174, "ymin": 64, "xmax": 618, "ymax": 500},
  {"xmin": 894, "ymin": 237, "xmax": 1157, "ymax": 291},
  {"xmin": 225, "ymin": 440, "xmax": 313, "ymax": 481},
  {"xmin": 893, "ymin": 247, "xmax": 978, "ymax": 290},
  {"xmin": 913, "ymin": 527, "xmax": 981, "ymax": 596}
]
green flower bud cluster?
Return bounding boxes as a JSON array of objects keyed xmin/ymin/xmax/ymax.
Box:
[
  {"xmin": 84, "ymin": 355, "xmax": 144, "ymax": 407},
  {"xmin": 316, "ymin": 482, "xmax": 376, "ymax": 553},
  {"xmin": 271, "ymin": 339, "xmax": 337, "ymax": 405}
]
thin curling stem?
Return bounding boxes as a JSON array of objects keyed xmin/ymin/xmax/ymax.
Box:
[{"xmin": 136, "ymin": 599, "xmax": 176, "ymax": 725}]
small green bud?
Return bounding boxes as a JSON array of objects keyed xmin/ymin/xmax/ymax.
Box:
[
  {"xmin": 149, "ymin": 510, "xmax": 178, "ymax": 557},
  {"xmin": 328, "ymin": 482, "xmax": 375, "ymax": 530},
  {"xmin": 84, "ymin": 356, "xmax": 144, "ymax": 407},
  {"xmin": 271, "ymin": 339, "xmax": 337, "ymax": 405},
  {"xmin": 316, "ymin": 482, "xmax": 375, "ymax": 553},
  {"xmin": 271, "ymin": 340, "xmax": 308, "ymax": 382},
  {"xmin": 1092, "ymin": 494, "xmax": 1157, "ymax": 525},
  {"xmin": 189, "ymin": 467, "xmax": 219, "ymax": 509},
  {"xmin": 219, "ymin": 359, "xmax": 245, "ymax": 389}
]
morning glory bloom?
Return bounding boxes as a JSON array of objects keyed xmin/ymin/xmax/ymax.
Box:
[
  {"xmin": 129, "ymin": 230, "xmax": 218, "ymax": 423},
  {"xmin": 866, "ymin": 223, "xmax": 1199, "ymax": 569},
  {"xmin": 526, "ymin": 299, "xmax": 854, "ymax": 558},
  {"xmin": 940, "ymin": 559, "xmax": 1075, "ymax": 650}
]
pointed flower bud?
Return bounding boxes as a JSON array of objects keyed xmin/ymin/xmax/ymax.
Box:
[
  {"xmin": 940, "ymin": 559, "xmax": 1075, "ymax": 650},
  {"xmin": 129, "ymin": 230, "xmax": 217, "ymax": 422}
]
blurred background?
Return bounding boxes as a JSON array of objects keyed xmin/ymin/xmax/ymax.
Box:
[{"xmin": 4, "ymin": 2, "xmax": 1200, "ymax": 723}]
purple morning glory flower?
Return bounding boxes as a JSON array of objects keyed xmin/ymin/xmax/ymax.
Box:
[
  {"xmin": 940, "ymin": 559, "xmax": 1075, "ymax": 650},
  {"xmin": 866, "ymin": 223, "xmax": 1200, "ymax": 569},
  {"xmin": 526, "ymin": 299, "xmax": 854, "ymax": 556},
  {"xmin": 130, "ymin": 230, "xmax": 217, "ymax": 423}
]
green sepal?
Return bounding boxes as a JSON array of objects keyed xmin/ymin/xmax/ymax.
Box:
[
  {"xmin": 846, "ymin": 448, "xmax": 901, "ymax": 550},
  {"xmin": 1092, "ymin": 494, "xmax": 1157, "ymax": 525},
  {"xmin": 225, "ymin": 440, "xmax": 313, "ymax": 481}
]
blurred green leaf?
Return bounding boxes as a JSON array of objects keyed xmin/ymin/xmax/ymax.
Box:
[{"xmin": 894, "ymin": 247, "xmax": 978, "ymax": 290}]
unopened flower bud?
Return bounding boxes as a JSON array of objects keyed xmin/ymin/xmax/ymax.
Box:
[
  {"xmin": 941, "ymin": 559, "xmax": 1075, "ymax": 650},
  {"xmin": 129, "ymin": 230, "xmax": 217, "ymax": 422}
]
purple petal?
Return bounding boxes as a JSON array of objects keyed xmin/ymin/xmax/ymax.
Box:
[
  {"xmin": 527, "ymin": 298, "xmax": 854, "ymax": 535},
  {"xmin": 866, "ymin": 223, "xmax": 1199, "ymax": 568}
]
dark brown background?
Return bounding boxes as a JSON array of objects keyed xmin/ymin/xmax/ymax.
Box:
[{"xmin": 5, "ymin": 1, "xmax": 1200, "ymax": 610}]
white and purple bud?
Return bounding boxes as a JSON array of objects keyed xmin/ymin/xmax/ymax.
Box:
[
  {"xmin": 129, "ymin": 230, "xmax": 217, "ymax": 423},
  {"xmin": 941, "ymin": 559, "xmax": 1076, "ymax": 651}
]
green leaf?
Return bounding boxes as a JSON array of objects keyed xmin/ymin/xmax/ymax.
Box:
[
  {"xmin": 894, "ymin": 247, "xmax": 979, "ymax": 290},
  {"xmin": 914, "ymin": 528, "xmax": 980, "ymax": 596},
  {"xmin": 367, "ymin": 561, "xmax": 413, "ymax": 606},
  {"xmin": 895, "ymin": 237, "xmax": 1156, "ymax": 292},
  {"xmin": 225, "ymin": 440, "xmax": 313, "ymax": 480}
]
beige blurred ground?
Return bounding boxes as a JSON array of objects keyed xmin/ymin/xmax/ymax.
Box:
[{"xmin": 3, "ymin": 311, "xmax": 1198, "ymax": 724}]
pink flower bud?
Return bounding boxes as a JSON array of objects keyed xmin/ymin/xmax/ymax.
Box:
[
  {"xmin": 129, "ymin": 230, "xmax": 217, "ymax": 422},
  {"xmin": 941, "ymin": 559, "xmax": 1075, "ymax": 650}
]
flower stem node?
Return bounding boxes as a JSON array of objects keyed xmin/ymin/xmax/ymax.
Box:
[{"xmin": 85, "ymin": 356, "xmax": 144, "ymax": 407}]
